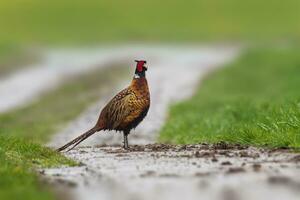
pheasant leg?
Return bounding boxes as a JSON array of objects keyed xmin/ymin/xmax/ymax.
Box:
[{"xmin": 123, "ymin": 133, "xmax": 129, "ymax": 149}]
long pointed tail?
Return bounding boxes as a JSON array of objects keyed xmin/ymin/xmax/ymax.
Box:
[{"xmin": 57, "ymin": 126, "xmax": 99, "ymax": 152}]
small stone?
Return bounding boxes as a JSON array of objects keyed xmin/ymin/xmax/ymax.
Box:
[
  {"xmin": 221, "ymin": 161, "xmax": 232, "ymax": 166},
  {"xmin": 252, "ymin": 163, "xmax": 262, "ymax": 172},
  {"xmin": 226, "ymin": 167, "xmax": 246, "ymax": 174},
  {"xmin": 211, "ymin": 157, "xmax": 218, "ymax": 162}
]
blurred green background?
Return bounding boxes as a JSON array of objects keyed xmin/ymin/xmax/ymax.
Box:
[
  {"xmin": 1, "ymin": 0, "xmax": 299, "ymax": 72},
  {"xmin": 0, "ymin": 0, "xmax": 299, "ymax": 46}
]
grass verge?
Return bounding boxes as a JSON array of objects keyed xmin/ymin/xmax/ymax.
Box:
[
  {"xmin": 160, "ymin": 46, "xmax": 300, "ymax": 148},
  {"xmin": 0, "ymin": 64, "xmax": 129, "ymax": 199},
  {"xmin": 0, "ymin": 136, "xmax": 74, "ymax": 200},
  {"xmin": 0, "ymin": 44, "xmax": 39, "ymax": 77}
]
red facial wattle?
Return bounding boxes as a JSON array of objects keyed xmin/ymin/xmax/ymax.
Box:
[{"xmin": 136, "ymin": 61, "xmax": 146, "ymax": 72}]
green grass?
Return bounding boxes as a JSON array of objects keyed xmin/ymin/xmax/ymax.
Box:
[
  {"xmin": 160, "ymin": 46, "xmax": 300, "ymax": 148},
  {"xmin": 0, "ymin": 64, "xmax": 129, "ymax": 200},
  {"xmin": 0, "ymin": 0, "xmax": 299, "ymax": 45},
  {"xmin": 0, "ymin": 44, "xmax": 39, "ymax": 76},
  {"xmin": 0, "ymin": 136, "xmax": 74, "ymax": 200}
]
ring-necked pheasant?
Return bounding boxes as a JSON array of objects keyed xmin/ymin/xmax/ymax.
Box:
[{"xmin": 57, "ymin": 60, "xmax": 150, "ymax": 151}]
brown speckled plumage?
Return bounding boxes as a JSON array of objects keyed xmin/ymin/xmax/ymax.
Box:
[
  {"xmin": 57, "ymin": 61, "xmax": 150, "ymax": 151},
  {"xmin": 97, "ymin": 77, "xmax": 150, "ymax": 132}
]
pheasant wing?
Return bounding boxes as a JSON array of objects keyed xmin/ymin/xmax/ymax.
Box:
[{"xmin": 103, "ymin": 88, "xmax": 136, "ymax": 129}]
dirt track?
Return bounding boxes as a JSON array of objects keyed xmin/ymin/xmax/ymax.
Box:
[
  {"xmin": 41, "ymin": 46, "xmax": 299, "ymax": 200},
  {"xmin": 44, "ymin": 144, "xmax": 300, "ymax": 200},
  {"xmin": 0, "ymin": 49, "xmax": 121, "ymax": 113}
]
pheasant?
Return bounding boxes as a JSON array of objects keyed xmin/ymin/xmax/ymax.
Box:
[{"xmin": 57, "ymin": 60, "xmax": 150, "ymax": 151}]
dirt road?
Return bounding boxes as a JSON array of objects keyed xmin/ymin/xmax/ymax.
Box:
[
  {"xmin": 45, "ymin": 144, "xmax": 300, "ymax": 200},
  {"xmin": 0, "ymin": 48, "xmax": 137, "ymax": 113},
  {"xmin": 41, "ymin": 45, "xmax": 299, "ymax": 200}
]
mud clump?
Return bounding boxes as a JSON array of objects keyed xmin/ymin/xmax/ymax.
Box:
[
  {"xmin": 211, "ymin": 157, "xmax": 219, "ymax": 162},
  {"xmin": 103, "ymin": 144, "xmax": 178, "ymax": 153},
  {"xmin": 56, "ymin": 179, "xmax": 77, "ymax": 188},
  {"xmin": 115, "ymin": 153, "xmax": 127, "ymax": 157},
  {"xmin": 195, "ymin": 151, "xmax": 215, "ymax": 158},
  {"xmin": 140, "ymin": 171, "xmax": 181, "ymax": 178},
  {"xmin": 217, "ymin": 150, "xmax": 235, "ymax": 158},
  {"xmin": 43, "ymin": 177, "xmax": 77, "ymax": 188},
  {"xmin": 268, "ymin": 176, "xmax": 291, "ymax": 185},
  {"xmin": 290, "ymin": 155, "xmax": 300, "ymax": 163},
  {"xmin": 140, "ymin": 170, "xmax": 156, "ymax": 178},
  {"xmin": 212, "ymin": 142, "xmax": 247, "ymax": 150},
  {"xmin": 221, "ymin": 161, "xmax": 232, "ymax": 166},
  {"xmin": 194, "ymin": 172, "xmax": 211, "ymax": 177},
  {"xmin": 159, "ymin": 173, "xmax": 180, "ymax": 178},
  {"xmin": 226, "ymin": 167, "xmax": 246, "ymax": 174},
  {"xmin": 252, "ymin": 163, "xmax": 262, "ymax": 172},
  {"xmin": 239, "ymin": 151, "xmax": 260, "ymax": 158},
  {"xmin": 268, "ymin": 176, "xmax": 300, "ymax": 190}
]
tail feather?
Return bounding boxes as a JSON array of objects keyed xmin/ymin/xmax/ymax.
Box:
[{"xmin": 57, "ymin": 127, "xmax": 99, "ymax": 152}]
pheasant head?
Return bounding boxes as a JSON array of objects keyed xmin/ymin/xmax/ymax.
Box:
[{"xmin": 134, "ymin": 60, "xmax": 147, "ymax": 78}]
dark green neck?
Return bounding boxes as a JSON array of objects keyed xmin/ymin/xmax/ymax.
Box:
[{"xmin": 134, "ymin": 70, "xmax": 146, "ymax": 78}]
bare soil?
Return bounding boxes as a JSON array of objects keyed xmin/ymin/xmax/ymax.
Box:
[{"xmin": 43, "ymin": 144, "xmax": 300, "ymax": 200}]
